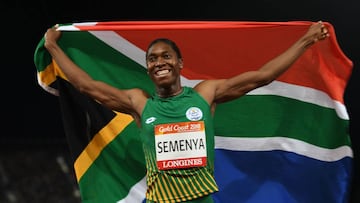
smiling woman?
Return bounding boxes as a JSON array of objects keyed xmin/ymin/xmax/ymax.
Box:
[
  {"xmin": 146, "ymin": 38, "xmax": 184, "ymax": 98},
  {"xmin": 13, "ymin": 0, "xmax": 360, "ymax": 202},
  {"xmin": 39, "ymin": 19, "xmax": 350, "ymax": 203}
]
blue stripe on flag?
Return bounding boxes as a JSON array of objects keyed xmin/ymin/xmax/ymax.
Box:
[{"xmin": 214, "ymin": 149, "xmax": 352, "ymax": 203}]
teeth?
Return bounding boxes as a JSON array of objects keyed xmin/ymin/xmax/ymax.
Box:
[{"xmin": 157, "ymin": 70, "xmax": 169, "ymax": 75}]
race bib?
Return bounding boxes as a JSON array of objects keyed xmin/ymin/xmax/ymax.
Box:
[{"xmin": 155, "ymin": 121, "xmax": 207, "ymax": 170}]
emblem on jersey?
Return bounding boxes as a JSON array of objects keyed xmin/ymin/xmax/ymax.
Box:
[
  {"xmin": 186, "ymin": 107, "xmax": 203, "ymax": 121},
  {"xmin": 145, "ymin": 116, "xmax": 156, "ymax": 124}
]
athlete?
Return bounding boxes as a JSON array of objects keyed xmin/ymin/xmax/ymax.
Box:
[{"xmin": 44, "ymin": 21, "xmax": 329, "ymax": 202}]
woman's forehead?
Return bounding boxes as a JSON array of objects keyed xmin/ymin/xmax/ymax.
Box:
[{"xmin": 148, "ymin": 42, "xmax": 175, "ymax": 55}]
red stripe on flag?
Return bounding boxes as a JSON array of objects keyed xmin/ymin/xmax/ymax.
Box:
[{"xmin": 75, "ymin": 21, "xmax": 352, "ymax": 103}]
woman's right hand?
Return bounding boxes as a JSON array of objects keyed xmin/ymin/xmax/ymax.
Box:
[{"xmin": 44, "ymin": 24, "xmax": 61, "ymax": 49}]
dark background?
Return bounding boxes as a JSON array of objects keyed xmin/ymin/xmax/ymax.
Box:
[{"xmin": 2, "ymin": 0, "xmax": 359, "ymax": 202}]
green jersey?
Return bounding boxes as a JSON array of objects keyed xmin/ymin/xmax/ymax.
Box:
[{"xmin": 140, "ymin": 86, "xmax": 218, "ymax": 202}]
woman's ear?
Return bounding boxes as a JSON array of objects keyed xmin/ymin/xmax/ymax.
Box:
[{"xmin": 179, "ymin": 58, "xmax": 183, "ymax": 69}]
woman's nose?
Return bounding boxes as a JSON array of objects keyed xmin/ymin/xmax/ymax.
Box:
[{"xmin": 155, "ymin": 59, "xmax": 165, "ymax": 67}]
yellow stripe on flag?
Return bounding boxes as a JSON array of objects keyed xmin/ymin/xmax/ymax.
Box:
[
  {"xmin": 74, "ymin": 112, "xmax": 133, "ymax": 182},
  {"xmin": 38, "ymin": 60, "xmax": 67, "ymax": 86}
]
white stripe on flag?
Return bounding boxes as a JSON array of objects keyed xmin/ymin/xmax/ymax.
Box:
[
  {"xmin": 215, "ymin": 136, "xmax": 353, "ymax": 162},
  {"xmin": 89, "ymin": 31, "xmax": 147, "ymax": 67},
  {"xmin": 249, "ymin": 81, "xmax": 349, "ymax": 120},
  {"xmin": 117, "ymin": 176, "xmax": 146, "ymax": 203}
]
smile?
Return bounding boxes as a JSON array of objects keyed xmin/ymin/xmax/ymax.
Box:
[{"xmin": 155, "ymin": 69, "xmax": 170, "ymax": 76}]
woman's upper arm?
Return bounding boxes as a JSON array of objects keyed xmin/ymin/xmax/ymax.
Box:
[
  {"xmin": 195, "ymin": 71, "xmax": 267, "ymax": 104},
  {"xmin": 194, "ymin": 79, "xmax": 225, "ymax": 105},
  {"xmin": 79, "ymin": 80, "xmax": 148, "ymax": 115}
]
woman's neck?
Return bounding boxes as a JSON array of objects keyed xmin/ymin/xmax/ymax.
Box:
[{"xmin": 156, "ymin": 86, "xmax": 183, "ymax": 98}]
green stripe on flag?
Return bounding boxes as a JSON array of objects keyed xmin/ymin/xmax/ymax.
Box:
[
  {"xmin": 214, "ymin": 95, "xmax": 350, "ymax": 149},
  {"xmin": 79, "ymin": 121, "xmax": 146, "ymax": 202},
  {"xmin": 59, "ymin": 31, "xmax": 154, "ymax": 92}
]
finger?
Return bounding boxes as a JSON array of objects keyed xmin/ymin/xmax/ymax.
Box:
[
  {"xmin": 317, "ymin": 20, "xmax": 323, "ymax": 28},
  {"xmin": 52, "ymin": 24, "xmax": 60, "ymax": 31}
]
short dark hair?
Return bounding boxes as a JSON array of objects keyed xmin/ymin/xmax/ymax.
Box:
[{"xmin": 146, "ymin": 38, "xmax": 182, "ymax": 59}]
